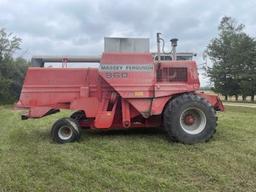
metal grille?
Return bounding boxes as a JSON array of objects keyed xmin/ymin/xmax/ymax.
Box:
[{"xmin": 157, "ymin": 67, "xmax": 187, "ymax": 82}]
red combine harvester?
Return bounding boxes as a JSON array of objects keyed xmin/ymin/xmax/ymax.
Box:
[{"xmin": 17, "ymin": 33, "xmax": 224, "ymax": 144}]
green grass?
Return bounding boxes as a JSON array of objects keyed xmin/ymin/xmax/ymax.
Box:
[{"xmin": 0, "ymin": 106, "xmax": 256, "ymax": 192}]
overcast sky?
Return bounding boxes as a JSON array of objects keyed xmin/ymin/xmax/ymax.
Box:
[{"xmin": 0, "ymin": 0, "xmax": 256, "ymax": 85}]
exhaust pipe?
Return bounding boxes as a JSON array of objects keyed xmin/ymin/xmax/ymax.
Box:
[
  {"xmin": 156, "ymin": 33, "xmax": 161, "ymax": 63},
  {"xmin": 170, "ymin": 38, "xmax": 178, "ymax": 60}
]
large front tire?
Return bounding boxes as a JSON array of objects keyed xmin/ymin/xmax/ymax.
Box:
[{"xmin": 164, "ymin": 94, "xmax": 216, "ymax": 144}]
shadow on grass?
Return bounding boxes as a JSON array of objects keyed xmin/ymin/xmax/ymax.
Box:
[
  {"xmin": 81, "ymin": 127, "xmax": 166, "ymax": 139},
  {"xmin": 80, "ymin": 127, "xmax": 168, "ymax": 144},
  {"xmin": 25, "ymin": 126, "xmax": 166, "ymax": 144}
]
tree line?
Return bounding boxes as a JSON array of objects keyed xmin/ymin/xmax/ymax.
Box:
[
  {"xmin": 0, "ymin": 29, "xmax": 29, "ymax": 104},
  {"xmin": 206, "ymin": 17, "xmax": 256, "ymax": 101}
]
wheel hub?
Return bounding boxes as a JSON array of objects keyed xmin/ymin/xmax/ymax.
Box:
[
  {"xmin": 184, "ymin": 114, "xmax": 195, "ymax": 125},
  {"xmin": 58, "ymin": 126, "xmax": 73, "ymax": 140},
  {"xmin": 180, "ymin": 107, "xmax": 207, "ymax": 135}
]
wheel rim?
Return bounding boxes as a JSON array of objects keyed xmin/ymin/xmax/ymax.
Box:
[
  {"xmin": 58, "ymin": 126, "xmax": 73, "ymax": 140},
  {"xmin": 180, "ymin": 107, "xmax": 207, "ymax": 135}
]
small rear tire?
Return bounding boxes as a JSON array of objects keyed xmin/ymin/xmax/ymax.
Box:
[{"xmin": 51, "ymin": 118, "xmax": 81, "ymax": 144}]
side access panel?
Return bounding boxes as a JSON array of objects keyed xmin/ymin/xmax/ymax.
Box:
[
  {"xmin": 17, "ymin": 68, "xmax": 101, "ymax": 118},
  {"xmin": 99, "ymin": 52, "xmax": 155, "ymax": 98},
  {"xmin": 99, "ymin": 53, "xmax": 155, "ymax": 118}
]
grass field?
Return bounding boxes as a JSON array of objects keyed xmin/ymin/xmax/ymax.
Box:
[{"xmin": 0, "ymin": 105, "xmax": 256, "ymax": 192}]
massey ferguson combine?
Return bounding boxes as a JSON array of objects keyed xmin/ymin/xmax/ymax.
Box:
[{"xmin": 17, "ymin": 33, "xmax": 224, "ymax": 144}]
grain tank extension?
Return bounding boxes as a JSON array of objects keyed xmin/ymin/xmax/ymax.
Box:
[{"xmin": 17, "ymin": 33, "xmax": 224, "ymax": 144}]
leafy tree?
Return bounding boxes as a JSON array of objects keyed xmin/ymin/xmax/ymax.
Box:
[
  {"xmin": 206, "ymin": 16, "xmax": 256, "ymax": 101},
  {"xmin": 0, "ymin": 28, "xmax": 28, "ymax": 104},
  {"xmin": 0, "ymin": 28, "xmax": 22, "ymax": 62},
  {"xmin": 236, "ymin": 33, "xmax": 256, "ymax": 101}
]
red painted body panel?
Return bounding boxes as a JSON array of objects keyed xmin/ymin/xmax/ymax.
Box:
[
  {"xmin": 100, "ymin": 53, "xmax": 155, "ymax": 98},
  {"xmin": 17, "ymin": 53, "xmax": 224, "ymax": 129}
]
